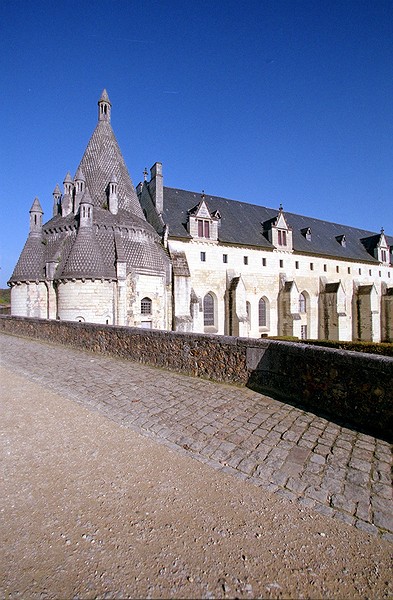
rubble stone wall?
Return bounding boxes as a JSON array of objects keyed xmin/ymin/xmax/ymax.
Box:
[{"xmin": 1, "ymin": 315, "xmax": 391, "ymax": 439}]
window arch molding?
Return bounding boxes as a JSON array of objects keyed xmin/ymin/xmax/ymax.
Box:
[
  {"xmin": 299, "ymin": 291, "xmax": 309, "ymax": 314},
  {"xmin": 203, "ymin": 291, "xmax": 218, "ymax": 332},
  {"xmin": 141, "ymin": 296, "xmax": 152, "ymax": 315},
  {"xmin": 258, "ymin": 296, "xmax": 270, "ymax": 329}
]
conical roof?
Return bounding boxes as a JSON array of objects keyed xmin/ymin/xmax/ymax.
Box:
[
  {"xmin": 9, "ymin": 236, "xmax": 45, "ymax": 282},
  {"xmin": 74, "ymin": 166, "xmax": 85, "ymax": 181},
  {"xmin": 61, "ymin": 227, "xmax": 112, "ymax": 279},
  {"xmin": 63, "ymin": 171, "xmax": 73, "ymax": 183},
  {"xmin": 76, "ymin": 117, "xmax": 144, "ymax": 218},
  {"xmin": 30, "ymin": 197, "xmax": 43, "ymax": 213},
  {"xmin": 99, "ymin": 88, "xmax": 111, "ymax": 104}
]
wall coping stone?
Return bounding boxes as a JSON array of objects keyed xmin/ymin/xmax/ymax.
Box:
[{"xmin": 0, "ymin": 316, "xmax": 391, "ymax": 441}]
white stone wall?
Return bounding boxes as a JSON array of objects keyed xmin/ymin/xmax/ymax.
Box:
[
  {"xmin": 127, "ymin": 273, "xmax": 170, "ymax": 330},
  {"xmin": 168, "ymin": 238, "xmax": 393, "ymax": 341},
  {"xmin": 11, "ymin": 282, "xmax": 48, "ymax": 318},
  {"xmin": 57, "ymin": 280, "xmax": 115, "ymax": 324}
]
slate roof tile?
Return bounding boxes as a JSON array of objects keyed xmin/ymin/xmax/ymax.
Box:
[
  {"xmin": 121, "ymin": 238, "xmax": 168, "ymax": 274},
  {"xmin": 61, "ymin": 228, "xmax": 110, "ymax": 279},
  {"xmin": 9, "ymin": 236, "xmax": 46, "ymax": 282},
  {"xmin": 77, "ymin": 121, "xmax": 144, "ymax": 218},
  {"xmin": 163, "ymin": 187, "xmax": 392, "ymax": 263}
]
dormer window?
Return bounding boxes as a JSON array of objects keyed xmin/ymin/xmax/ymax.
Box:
[
  {"xmin": 277, "ymin": 230, "xmax": 287, "ymax": 246},
  {"xmin": 301, "ymin": 227, "xmax": 312, "ymax": 241},
  {"xmin": 198, "ymin": 219, "xmax": 210, "ymax": 238},
  {"xmin": 361, "ymin": 229, "xmax": 390, "ymax": 264},
  {"xmin": 336, "ymin": 234, "xmax": 346, "ymax": 247},
  {"xmin": 187, "ymin": 194, "xmax": 219, "ymax": 241},
  {"xmin": 263, "ymin": 206, "xmax": 293, "ymax": 252}
]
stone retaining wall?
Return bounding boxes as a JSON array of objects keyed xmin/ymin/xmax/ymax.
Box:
[{"xmin": 1, "ymin": 316, "xmax": 391, "ymax": 440}]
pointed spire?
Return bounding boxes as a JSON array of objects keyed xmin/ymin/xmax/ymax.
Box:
[
  {"xmin": 30, "ymin": 197, "xmax": 43, "ymax": 213},
  {"xmin": 74, "ymin": 166, "xmax": 86, "ymax": 183},
  {"xmin": 99, "ymin": 89, "xmax": 110, "ymax": 103},
  {"xmin": 53, "ymin": 184, "xmax": 62, "ymax": 198},
  {"xmin": 74, "ymin": 167, "xmax": 86, "ymax": 193},
  {"xmin": 80, "ymin": 187, "xmax": 93, "ymax": 205},
  {"xmin": 63, "ymin": 171, "xmax": 74, "ymax": 194},
  {"xmin": 98, "ymin": 88, "xmax": 112, "ymax": 122}
]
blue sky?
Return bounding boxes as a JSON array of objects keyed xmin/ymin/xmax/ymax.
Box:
[{"xmin": 1, "ymin": 0, "xmax": 392, "ymax": 287}]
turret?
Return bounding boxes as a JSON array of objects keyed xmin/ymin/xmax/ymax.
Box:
[
  {"xmin": 52, "ymin": 184, "xmax": 61, "ymax": 216},
  {"xmin": 108, "ymin": 173, "xmax": 118, "ymax": 215},
  {"xmin": 29, "ymin": 197, "xmax": 43, "ymax": 236},
  {"xmin": 98, "ymin": 89, "xmax": 111, "ymax": 123},
  {"xmin": 74, "ymin": 167, "xmax": 86, "ymax": 213},
  {"xmin": 62, "ymin": 172, "xmax": 74, "ymax": 216},
  {"xmin": 79, "ymin": 189, "xmax": 93, "ymax": 228}
]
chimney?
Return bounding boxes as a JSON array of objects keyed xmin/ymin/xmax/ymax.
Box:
[{"xmin": 149, "ymin": 162, "xmax": 163, "ymax": 214}]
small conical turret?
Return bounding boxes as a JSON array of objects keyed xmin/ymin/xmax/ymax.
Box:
[
  {"xmin": 74, "ymin": 167, "xmax": 86, "ymax": 213},
  {"xmin": 63, "ymin": 171, "xmax": 73, "ymax": 194},
  {"xmin": 29, "ymin": 197, "xmax": 43, "ymax": 236},
  {"xmin": 98, "ymin": 89, "xmax": 111, "ymax": 123},
  {"xmin": 62, "ymin": 172, "xmax": 74, "ymax": 216},
  {"xmin": 52, "ymin": 184, "xmax": 62, "ymax": 216},
  {"xmin": 79, "ymin": 189, "xmax": 94, "ymax": 228},
  {"xmin": 108, "ymin": 173, "xmax": 118, "ymax": 215}
]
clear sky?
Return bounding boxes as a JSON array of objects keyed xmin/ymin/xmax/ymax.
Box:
[{"xmin": 1, "ymin": 0, "xmax": 392, "ymax": 287}]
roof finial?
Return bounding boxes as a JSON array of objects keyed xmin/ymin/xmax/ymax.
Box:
[
  {"xmin": 279, "ymin": 202, "xmax": 283, "ymax": 212},
  {"xmin": 98, "ymin": 89, "xmax": 112, "ymax": 123},
  {"xmin": 143, "ymin": 167, "xmax": 148, "ymax": 181},
  {"xmin": 201, "ymin": 190, "xmax": 205, "ymax": 200},
  {"xmin": 381, "ymin": 227, "xmax": 385, "ymax": 234}
]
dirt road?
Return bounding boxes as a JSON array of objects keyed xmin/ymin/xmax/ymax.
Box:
[{"xmin": 1, "ymin": 365, "xmax": 392, "ymax": 599}]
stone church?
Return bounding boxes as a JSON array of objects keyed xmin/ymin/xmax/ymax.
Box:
[{"xmin": 9, "ymin": 90, "xmax": 393, "ymax": 342}]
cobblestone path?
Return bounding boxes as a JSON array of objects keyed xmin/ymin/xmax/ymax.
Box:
[{"xmin": 1, "ymin": 332, "xmax": 392, "ymax": 540}]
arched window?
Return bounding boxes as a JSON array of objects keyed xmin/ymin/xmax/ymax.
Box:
[
  {"xmin": 299, "ymin": 293, "xmax": 306, "ymax": 313},
  {"xmin": 141, "ymin": 297, "xmax": 152, "ymax": 315},
  {"xmin": 258, "ymin": 298, "xmax": 267, "ymax": 327},
  {"xmin": 203, "ymin": 293, "xmax": 215, "ymax": 326}
]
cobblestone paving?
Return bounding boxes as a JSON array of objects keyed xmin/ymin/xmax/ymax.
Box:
[{"xmin": 1, "ymin": 333, "xmax": 392, "ymax": 541}]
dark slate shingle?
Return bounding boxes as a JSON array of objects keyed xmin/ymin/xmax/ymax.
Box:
[{"xmin": 163, "ymin": 187, "xmax": 392, "ymax": 263}]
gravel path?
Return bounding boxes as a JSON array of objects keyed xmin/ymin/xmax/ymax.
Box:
[{"xmin": 0, "ymin": 339, "xmax": 392, "ymax": 598}]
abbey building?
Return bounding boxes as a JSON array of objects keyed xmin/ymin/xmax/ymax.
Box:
[{"xmin": 9, "ymin": 91, "xmax": 393, "ymax": 342}]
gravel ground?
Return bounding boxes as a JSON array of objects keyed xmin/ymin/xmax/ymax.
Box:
[{"xmin": 1, "ymin": 365, "xmax": 392, "ymax": 599}]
